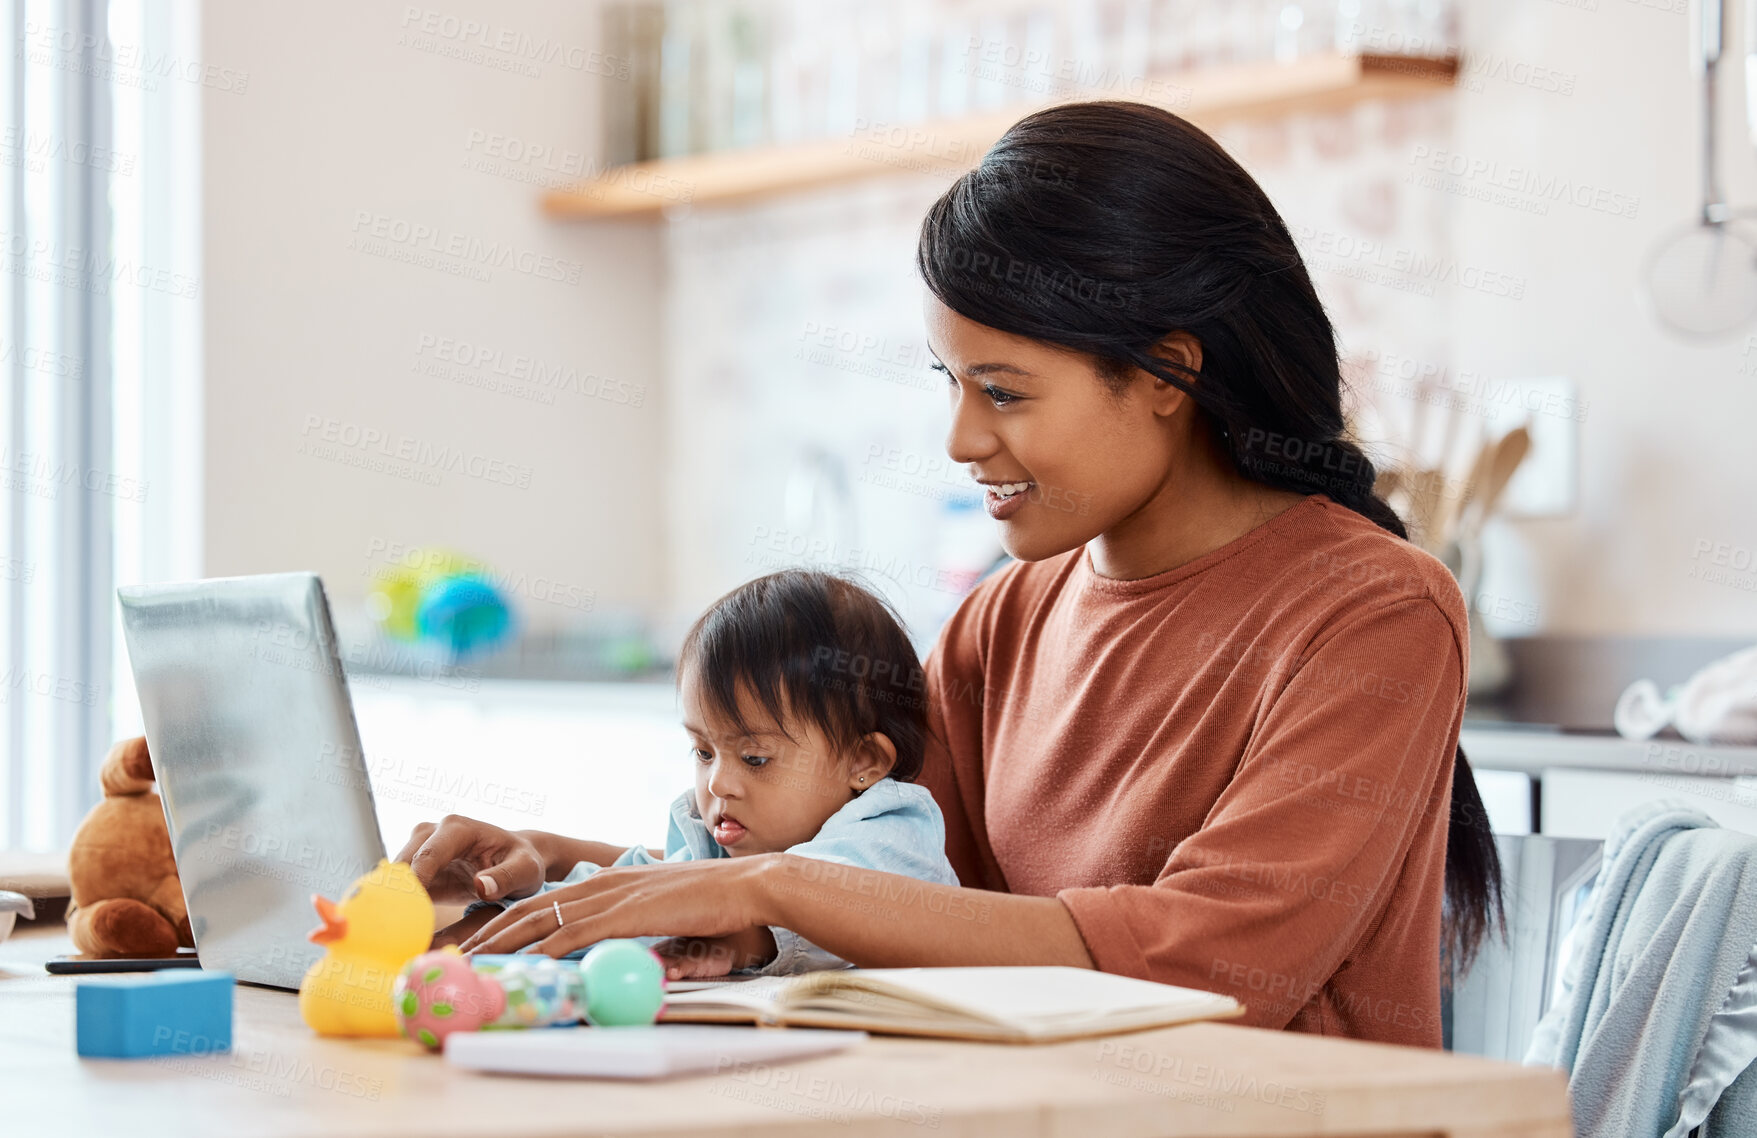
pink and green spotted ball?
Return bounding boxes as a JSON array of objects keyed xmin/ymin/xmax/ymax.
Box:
[{"xmin": 393, "ymin": 948, "xmax": 505, "ymax": 1050}]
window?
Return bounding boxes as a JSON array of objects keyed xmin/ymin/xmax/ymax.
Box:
[{"xmin": 1, "ymin": 0, "xmax": 201, "ymax": 852}]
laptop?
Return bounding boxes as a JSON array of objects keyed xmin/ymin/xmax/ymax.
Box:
[{"xmin": 115, "ymin": 572, "xmax": 388, "ymax": 989}]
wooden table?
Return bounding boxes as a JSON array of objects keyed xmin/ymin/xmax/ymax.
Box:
[{"xmin": 0, "ymin": 926, "xmax": 1570, "ymax": 1138}]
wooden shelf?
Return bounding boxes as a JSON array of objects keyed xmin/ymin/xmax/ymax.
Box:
[{"xmin": 544, "ymin": 51, "xmax": 1459, "ymax": 220}]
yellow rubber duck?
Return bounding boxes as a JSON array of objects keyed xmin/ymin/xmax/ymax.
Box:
[{"xmin": 298, "ymin": 859, "xmax": 434, "ymax": 1037}]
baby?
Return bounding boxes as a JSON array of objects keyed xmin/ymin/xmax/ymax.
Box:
[{"xmin": 480, "ymin": 569, "xmax": 957, "ymax": 976}]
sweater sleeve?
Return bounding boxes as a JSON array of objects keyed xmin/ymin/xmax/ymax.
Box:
[{"xmin": 1055, "ymin": 595, "xmax": 1465, "ymax": 1030}]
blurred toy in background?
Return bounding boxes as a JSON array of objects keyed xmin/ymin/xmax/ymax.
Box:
[
  {"xmin": 366, "ymin": 548, "xmax": 514, "ymax": 660},
  {"xmin": 300, "ymin": 860, "xmax": 434, "ymax": 1037},
  {"xmin": 394, "ymin": 940, "xmax": 666, "ymax": 1051}
]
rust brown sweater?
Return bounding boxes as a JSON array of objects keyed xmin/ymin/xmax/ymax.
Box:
[{"xmin": 920, "ymin": 493, "xmax": 1469, "ymax": 1047}]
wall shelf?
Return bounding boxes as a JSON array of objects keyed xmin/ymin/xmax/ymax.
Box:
[{"xmin": 543, "ymin": 51, "xmax": 1459, "ymax": 220}]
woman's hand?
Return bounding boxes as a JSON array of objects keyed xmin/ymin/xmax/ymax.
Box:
[
  {"xmin": 394, "ymin": 814, "xmax": 549, "ymax": 906},
  {"xmin": 457, "ymin": 856, "xmax": 776, "ymax": 959}
]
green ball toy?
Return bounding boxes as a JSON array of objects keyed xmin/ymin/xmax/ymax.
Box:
[{"xmin": 579, "ymin": 940, "xmax": 667, "ymax": 1026}]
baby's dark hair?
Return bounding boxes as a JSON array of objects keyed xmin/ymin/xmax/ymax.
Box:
[{"xmin": 678, "ymin": 570, "xmax": 927, "ymax": 783}]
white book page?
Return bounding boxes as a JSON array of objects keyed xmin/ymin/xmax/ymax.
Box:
[
  {"xmin": 826, "ymin": 968, "xmax": 1236, "ymax": 1026},
  {"xmin": 664, "ymin": 974, "xmax": 797, "ymax": 1009}
]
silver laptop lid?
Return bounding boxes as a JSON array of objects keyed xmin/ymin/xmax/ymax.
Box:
[{"xmin": 117, "ymin": 572, "xmax": 388, "ymax": 988}]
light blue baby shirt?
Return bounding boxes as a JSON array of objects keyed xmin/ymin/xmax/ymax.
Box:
[{"xmin": 496, "ymin": 777, "xmax": 958, "ymax": 975}]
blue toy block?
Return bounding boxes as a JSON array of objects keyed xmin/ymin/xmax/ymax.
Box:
[{"xmin": 75, "ymin": 970, "xmax": 234, "ymax": 1059}]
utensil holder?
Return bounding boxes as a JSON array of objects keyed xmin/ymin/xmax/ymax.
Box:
[{"xmin": 1440, "ymin": 535, "xmax": 1513, "ymax": 698}]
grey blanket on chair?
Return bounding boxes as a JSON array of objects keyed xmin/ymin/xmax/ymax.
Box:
[{"xmin": 1526, "ymin": 800, "xmax": 1757, "ymax": 1138}]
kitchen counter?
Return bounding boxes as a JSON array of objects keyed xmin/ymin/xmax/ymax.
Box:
[
  {"xmin": 1459, "ymin": 725, "xmax": 1757, "ymax": 779},
  {"xmin": 1456, "ymin": 635, "xmax": 1757, "ymax": 836},
  {"xmin": 1462, "ymin": 632, "xmax": 1752, "ymax": 730}
]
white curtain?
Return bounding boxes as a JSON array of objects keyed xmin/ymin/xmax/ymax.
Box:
[{"xmin": 1, "ymin": 0, "xmax": 201, "ymax": 852}]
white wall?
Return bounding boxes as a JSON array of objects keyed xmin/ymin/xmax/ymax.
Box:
[
  {"xmin": 201, "ymin": 1, "xmax": 664, "ymax": 633},
  {"xmin": 658, "ymin": 0, "xmax": 1757, "ymax": 644},
  {"xmin": 1449, "ymin": 0, "xmax": 1757, "ymax": 635},
  {"xmin": 199, "ymin": 0, "xmax": 1757, "ymax": 643},
  {"xmin": 659, "ymin": 175, "xmax": 965, "ymax": 648}
]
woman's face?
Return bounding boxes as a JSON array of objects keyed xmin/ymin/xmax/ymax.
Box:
[{"xmin": 924, "ymin": 295, "xmax": 1195, "ymax": 564}]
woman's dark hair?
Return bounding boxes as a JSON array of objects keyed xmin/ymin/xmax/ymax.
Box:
[
  {"xmin": 916, "ymin": 100, "xmax": 1503, "ymax": 973},
  {"xmin": 678, "ymin": 570, "xmax": 928, "ymax": 784}
]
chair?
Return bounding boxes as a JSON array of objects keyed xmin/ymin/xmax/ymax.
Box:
[
  {"xmin": 1511, "ymin": 803, "xmax": 1757, "ymax": 1138},
  {"xmin": 1444, "ymin": 833, "xmax": 1603, "ymax": 1061}
]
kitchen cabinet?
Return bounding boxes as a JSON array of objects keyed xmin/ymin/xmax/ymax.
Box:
[
  {"xmin": 1461, "ymin": 726, "xmax": 1757, "ymax": 839},
  {"xmin": 1472, "ymin": 767, "xmax": 1535, "ymax": 835},
  {"xmin": 1539, "ymin": 768, "xmax": 1757, "ymax": 841}
]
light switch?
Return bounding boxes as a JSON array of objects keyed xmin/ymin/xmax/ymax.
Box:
[{"xmin": 1501, "ymin": 376, "xmax": 1580, "ymax": 519}]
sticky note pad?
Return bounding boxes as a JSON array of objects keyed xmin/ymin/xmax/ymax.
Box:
[{"xmin": 75, "ymin": 970, "xmax": 234, "ymax": 1059}]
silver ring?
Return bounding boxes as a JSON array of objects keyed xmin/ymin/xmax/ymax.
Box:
[{"xmin": 553, "ymin": 899, "xmax": 564, "ymax": 928}]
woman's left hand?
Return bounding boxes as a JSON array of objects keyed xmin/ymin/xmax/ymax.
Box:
[{"xmin": 456, "ymin": 856, "xmax": 774, "ymax": 960}]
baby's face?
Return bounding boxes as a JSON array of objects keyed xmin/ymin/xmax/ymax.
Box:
[{"xmin": 679, "ymin": 667, "xmax": 860, "ymax": 857}]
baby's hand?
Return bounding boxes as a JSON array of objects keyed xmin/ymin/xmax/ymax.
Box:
[{"xmin": 654, "ymin": 927, "xmax": 778, "ymax": 981}]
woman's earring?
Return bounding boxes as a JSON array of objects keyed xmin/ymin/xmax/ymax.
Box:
[{"xmin": 858, "ymin": 775, "xmax": 866, "ymax": 784}]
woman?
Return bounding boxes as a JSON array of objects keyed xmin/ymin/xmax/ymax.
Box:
[{"xmin": 401, "ymin": 101, "xmax": 1501, "ymax": 1048}]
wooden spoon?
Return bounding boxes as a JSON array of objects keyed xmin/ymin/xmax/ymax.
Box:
[
  {"xmin": 1430, "ymin": 421, "xmax": 1494, "ymax": 553},
  {"xmin": 1462, "ymin": 425, "xmax": 1532, "ymax": 538}
]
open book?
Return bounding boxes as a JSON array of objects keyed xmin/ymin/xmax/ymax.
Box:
[{"xmin": 658, "ymin": 966, "xmax": 1244, "ymax": 1043}]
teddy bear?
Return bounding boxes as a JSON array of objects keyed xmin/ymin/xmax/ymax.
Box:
[{"xmin": 66, "ymin": 736, "xmax": 193, "ymax": 957}]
